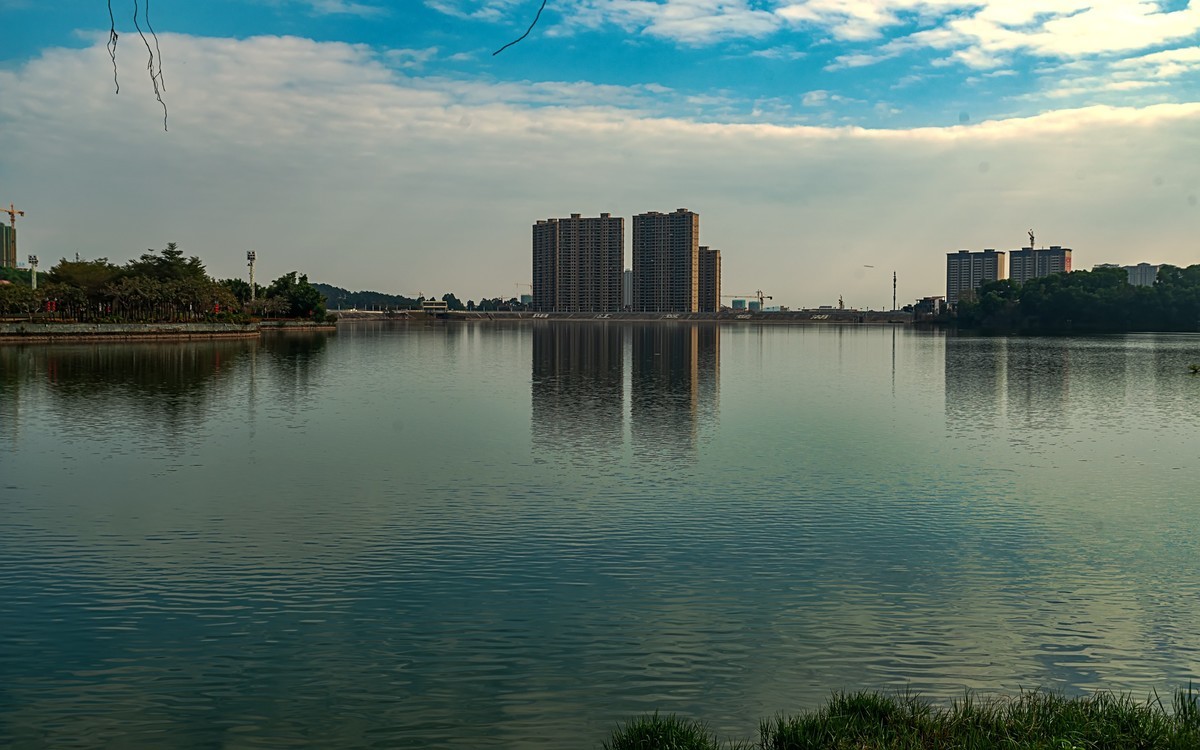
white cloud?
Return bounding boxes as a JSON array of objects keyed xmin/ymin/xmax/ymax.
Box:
[
  {"xmin": 425, "ymin": 0, "xmax": 526, "ymax": 22},
  {"xmin": 385, "ymin": 47, "xmax": 441, "ymax": 69},
  {"xmin": 3, "ymin": 34, "xmax": 1199, "ymax": 307},
  {"xmin": 747, "ymin": 44, "xmax": 807, "ymax": 60},
  {"xmin": 305, "ymin": 0, "xmax": 387, "ymax": 16}
]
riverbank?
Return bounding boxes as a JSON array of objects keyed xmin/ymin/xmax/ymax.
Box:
[
  {"xmin": 0, "ymin": 321, "xmax": 334, "ymax": 343},
  {"xmin": 337, "ymin": 309, "xmax": 915, "ymax": 325},
  {"xmin": 607, "ymin": 688, "xmax": 1200, "ymax": 749}
]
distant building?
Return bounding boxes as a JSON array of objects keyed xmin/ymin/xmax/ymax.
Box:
[
  {"xmin": 1095, "ymin": 262, "xmax": 1160, "ymax": 286},
  {"xmin": 0, "ymin": 224, "xmax": 14, "ymax": 269},
  {"xmin": 532, "ymin": 213, "xmax": 624, "ymax": 313},
  {"xmin": 946, "ymin": 249, "xmax": 1006, "ymax": 305},
  {"xmin": 1009, "ymin": 245, "xmax": 1072, "ymax": 285},
  {"xmin": 1127, "ymin": 262, "xmax": 1159, "ymax": 286},
  {"xmin": 623, "ymin": 269, "xmax": 633, "ymax": 309},
  {"xmin": 914, "ymin": 296, "xmax": 946, "ymax": 317},
  {"xmin": 698, "ymin": 246, "xmax": 721, "ymax": 313},
  {"xmin": 731, "ymin": 299, "xmax": 746, "ymax": 310},
  {"xmin": 633, "ymin": 208, "xmax": 699, "ymax": 313}
]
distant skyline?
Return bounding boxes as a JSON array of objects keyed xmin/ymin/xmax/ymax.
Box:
[{"xmin": 2, "ymin": 1, "xmax": 1198, "ymax": 309}]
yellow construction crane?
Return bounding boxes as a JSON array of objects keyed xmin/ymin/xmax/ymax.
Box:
[{"xmin": 2, "ymin": 203, "xmax": 24, "ymax": 227}]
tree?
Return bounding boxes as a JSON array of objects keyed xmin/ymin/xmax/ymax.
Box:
[
  {"xmin": 266, "ymin": 271, "xmax": 327, "ymax": 318},
  {"xmin": 442, "ymin": 292, "xmax": 465, "ymax": 311},
  {"xmin": 126, "ymin": 243, "xmax": 208, "ymax": 283}
]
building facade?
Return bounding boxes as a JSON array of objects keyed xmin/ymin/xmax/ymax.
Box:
[
  {"xmin": 698, "ymin": 246, "xmax": 721, "ymax": 313},
  {"xmin": 0, "ymin": 224, "xmax": 14, "ymax": 269},
  {"xmin": 633, "ymin": 208, "xmax": 699, "ymax": 313},
  {"xmin": 946, "ymin": 249, "xmax": 1006, "ymax": 304},
  {"xmin": 1008, "ymin": 245, "xmax": 1072, "ymax": 285},
  {"xmin": 623, "ymin": 269, "xmax": 633, "ymax": 310},
  {"xmin": 532, "ymin": 213, "xmax": 624, "ymax": 313}
]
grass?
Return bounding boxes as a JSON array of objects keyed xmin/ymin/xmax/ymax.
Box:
[{"xmin": 606, "ymin": 688, "xmax": 1200, "ymax": 749}]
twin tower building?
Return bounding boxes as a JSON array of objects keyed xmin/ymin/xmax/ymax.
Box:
[{"xmin": 532, "ymin": 208, "xmax": 722, "ymax": 313}]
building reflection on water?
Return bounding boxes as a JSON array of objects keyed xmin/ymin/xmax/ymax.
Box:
[
  {"xmin": 531, "ymin": 323, "xmax": 720, "ymax": 465},
  {"xmin": 530, "ymin": 323, "xmax": 625, "ymax": 465},
  {"xmin": 631, "ymin": 325, "xmax": 719, "ymax": 463}
]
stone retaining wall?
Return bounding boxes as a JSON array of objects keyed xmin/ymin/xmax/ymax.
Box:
[{"xmin": 0, "ymin": 322, "xmax": 262, "ymax": 343}]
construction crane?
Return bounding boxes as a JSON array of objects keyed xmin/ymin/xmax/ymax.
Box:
[
  {"xmin": 3, "ymin": 202, "xmax": 24, "ymax": 228},
  {"xmin": 722, "ymin": 290, "xmax": 773, "ymax": 309}
]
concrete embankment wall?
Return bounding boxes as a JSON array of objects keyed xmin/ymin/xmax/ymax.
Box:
[{"xmin": 0, "ymin": 322, "xmax": 262, "ymax": 343}]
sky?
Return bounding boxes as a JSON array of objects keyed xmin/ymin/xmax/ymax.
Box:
[{"xmin": 1, "ymin": 0, "xmax": 1198, "ymax": 308}]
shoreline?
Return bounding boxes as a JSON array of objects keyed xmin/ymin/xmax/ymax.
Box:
[
  {"xmin": 337, "ymin": 310, "xmax": 916, "ymax": 325},
  {"xmin": 0, "ymin": 321, "xmax": 335, "ymax": 344}
]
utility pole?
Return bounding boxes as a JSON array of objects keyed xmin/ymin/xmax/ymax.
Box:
[
  {"xmin": 28, "ymin": 255, "xmax": 38, "ymax": 290},
  {"xmin": 247, "ymin": 251, "xmax": 257, "ymax": 301}
]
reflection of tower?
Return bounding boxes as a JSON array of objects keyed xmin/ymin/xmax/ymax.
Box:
[
  {"xmin": 630, "ymin": 324, "xmax": 719, "ymax": 461},
  {"xmin": 1005, "ymin": 341, "xmax": 1070, "ymax": 431},
  {"xmin": 0, "ymin": 346, "xmax": 24, "ymax": 446},
  {"xmin": 530, "ymin": 323, "xmax": 624, "ymax": 462},
  {"xmin": 944, "ymin": 337, "xmax": 1006, "ymax": 432}
]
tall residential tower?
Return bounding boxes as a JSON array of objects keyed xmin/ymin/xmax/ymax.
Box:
[
  {"xmin": 698, "ymin": 246, "xmax": 721, "ymax": 313},
  {"xmin": 1009, "ymin": 245, "xmax": 1072, "ymax": 285},
  {"xmin": 946, "ymin": 249, "xmax": 1006, "ymax": 304},
  {"xmin": 532, "ymin": 213, "xmax": 624, "ymax": 313},
  {"xmin": 633, "ymin": 208, "xmax": 699, "ymax": 313}
]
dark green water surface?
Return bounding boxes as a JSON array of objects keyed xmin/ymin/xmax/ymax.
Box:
[{"xmin": 2, "ymin": 323, "xmax": 1198, "ymax": 748}]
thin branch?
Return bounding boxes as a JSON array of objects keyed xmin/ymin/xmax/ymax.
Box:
[
  {"xmin": 133, "ymin": 0, "xmax": 168, "ymax": 131},
  {"xmin": 145, "ymin": 0, "xmax": 165, "ymax": 92},
  {"xmin": 107, "ymin": 0, "xmax": 119, "ymax": 93},
  {"xmin": 493, "ymin": 0, "xmax": 548, "ymax": 56}
]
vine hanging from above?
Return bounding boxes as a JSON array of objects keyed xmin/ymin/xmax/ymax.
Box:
[
  {"xmin": 493, "ymin": 0, "xmax": 548, "ymax": 56},
  {"xmin": 107, "ymin": 0, "xmax": 168, "ymax": 131}
]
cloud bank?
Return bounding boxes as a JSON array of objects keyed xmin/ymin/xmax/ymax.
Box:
[{"xmin": 1, "ymin": 34, "xmax": 1197, "ymax": 306}]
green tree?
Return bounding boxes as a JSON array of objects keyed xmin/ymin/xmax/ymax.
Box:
[
  {"xmin": 126, "ymin": 242, "xmax": 208, "ymax": 283},
  {"xmin": 266, "ymin": 272, "xmax": 327, "ymax": 318}
]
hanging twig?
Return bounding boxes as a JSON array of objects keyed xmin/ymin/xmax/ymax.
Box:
[
  {"xmin": 132, "ymin": 0, "xmax": 168, "ymax": 130},
  {"xmin": 107, "ymin": 0, "xmax": 120, "ymax": 93},
  {"xmin": 145, "ymin": 0, "xmax": 165, "ymax": 92},
  {"xmin": 493, "ymin": 0, "xmax": 548, "ymax": 56}
]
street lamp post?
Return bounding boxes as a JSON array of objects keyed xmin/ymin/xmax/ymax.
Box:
[{"xmin": 247, "ymin": 251, "xmax": 257, "ymax": 302}]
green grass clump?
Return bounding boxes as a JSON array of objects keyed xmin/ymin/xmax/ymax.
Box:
[
  {"xmin": 605, "ymin": 712, "xmax": 751, "ymax": 750},
  {"xmin": 609, "ymin": 687, "xmax": 1200, "ymax": 749}
]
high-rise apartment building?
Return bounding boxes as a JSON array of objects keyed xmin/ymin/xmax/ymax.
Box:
[
  {"xmin": 946, "ymin": 249, "xmax": 1006, "ymax": 304},
  {"xmin": 1009, "ymin": 245, "xmax": 1072, "ymax": 285},
  {"xmin": 532, "ymin": 213, "xmax": 624, "ymax": 313},
  {"xmin": 623, "ymin": 269, "xmax": 633, "ymax": 310},
  {"xmin": 0, "ymin": 223, "xmax": 15, "ymax": 269},
  {"xmin": 1095, "ymin": 262, "xmax": 1160, "ymax": 286},
  {"xmin": 633, "ymin": 208, "xmax": 699, "ymax": 313},
  {"xmin": 698, "ymin": 246, "xmax": 721, "ymax": 313}
]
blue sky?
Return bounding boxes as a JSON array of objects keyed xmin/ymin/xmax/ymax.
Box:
[{"xmin": 2, "ymin": 1, "xmax": 1199, "ymax": 305}]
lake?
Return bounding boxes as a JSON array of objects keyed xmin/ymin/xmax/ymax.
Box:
[{"xmin": 2, "ymin": 322, "xmax": 1199, "ymax": 748}]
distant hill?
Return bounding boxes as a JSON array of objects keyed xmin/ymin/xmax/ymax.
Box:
[{"xmin": 312, "ymin": 283, "xmax": 419, "ymax": 310}]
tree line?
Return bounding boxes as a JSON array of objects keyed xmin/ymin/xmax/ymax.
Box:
[
  {"xmin": 0, "ymin": 244, "xmax": 331, "ymax": 323},
  {"xmin": 956, "ymin": 264, "xmax": 1200, "ymax": 332}
]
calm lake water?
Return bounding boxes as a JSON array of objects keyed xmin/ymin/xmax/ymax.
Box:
[{"xmin": 2, "ymin": 322, "xmax": 1199, "ymax": 748}]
